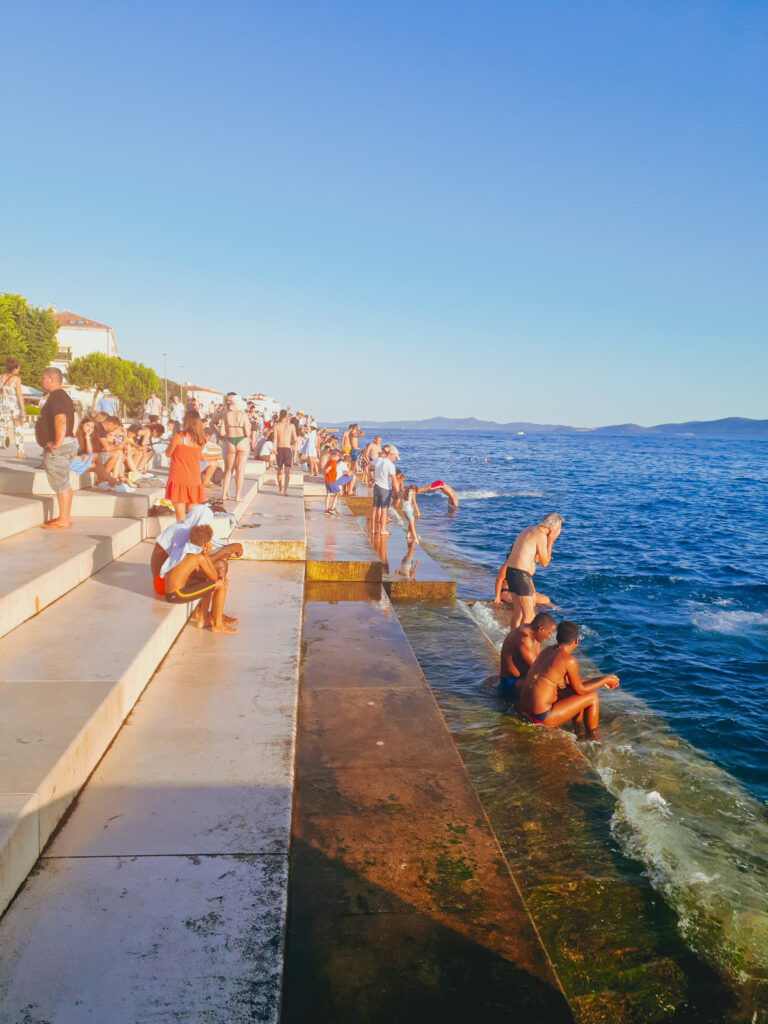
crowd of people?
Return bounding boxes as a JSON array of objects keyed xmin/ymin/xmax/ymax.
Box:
[{"xmin": 22, "ymin": 370, "xmax": 621, "ymax": 716}]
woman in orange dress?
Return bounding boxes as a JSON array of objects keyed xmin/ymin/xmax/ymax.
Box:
[{"xmin": 165, "ymin": 409, "xmax": 206, "ymax": 520}]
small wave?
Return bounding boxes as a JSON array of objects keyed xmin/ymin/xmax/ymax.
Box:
[
  {"xmin": 692, "ymin": 608, "xmax": 768, "ymax": 633},
  {"xmin": 453, "ymin": 489, "xmax": 544, "ymax": 501},
  {"xmin": 587, "ymin": 693, "xmax": 768, "ymax": 990}
]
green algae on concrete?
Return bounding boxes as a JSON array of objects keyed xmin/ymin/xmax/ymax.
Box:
[
  {"xmin": 394, "ymin": 601, "xmax": 750, "ymax": 1024},
  {"xmin": 284, "ymin": 584, "xmax": 573, "ymax": 1023}
]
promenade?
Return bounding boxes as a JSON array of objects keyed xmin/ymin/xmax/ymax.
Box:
[{"xmin": 0, "ymin": 447, "xmax": 570, "ymax": 1023}]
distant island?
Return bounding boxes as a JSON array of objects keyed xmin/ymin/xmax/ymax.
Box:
[{"xmin": 332, "ymin": 416, "xmax": 768, "ymax": 438}]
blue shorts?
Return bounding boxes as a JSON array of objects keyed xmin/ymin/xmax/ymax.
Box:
[
  {"xmin": 337, "ymin": 474, "xmax": 353, "ymax": 486},
  {"xmin": 325, "ymin": 481, "xmax": 340, "ymax": 494},
  {"xmin": 373, "ymin": 485, "xmax": 392, "ymax": 508},
  {"xmin": 350, "ymin": 449, "xmax": 359, "ymax": 462},
  {"xmin": 498, "ymin": 677, "xmax": 520, "ymax": 697}
]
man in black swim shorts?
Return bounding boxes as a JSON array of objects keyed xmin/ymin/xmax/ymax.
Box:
[{"xmin": 494, "ymin": 513, "xmax": 562, "ymax": 628}]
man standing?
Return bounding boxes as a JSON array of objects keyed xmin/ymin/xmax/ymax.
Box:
[
  {"xmin": 39, "ymin": 367, "xmax": 77, "ymax": 531},
  {"xmin": 144, "ymin": 391, "xmax": 162, "ymax": 421},
  {"xmin": 274, "ymin": 409, "xmax": 297, "ymax": 495},
  {"xmin": 370, "ymin": 445, "xmax": 401, "ymax": 535},
  {"xmin": 494, "ymin": 513, "xmax": 562, "ymax": 628},
  {"xmin": 362, "ymin": 434, "xmax": 382, "ymax": 484},
  {"xmin": 169, "ymin": 394, "xmax": 184, "ymax": 434},
  {"xmin": 95, "ymin": 389, "xmax": 116, "ymax": 416},
  {"xmin": 348, "ymin": 423, "xmax": 365, "ymax": 473}
]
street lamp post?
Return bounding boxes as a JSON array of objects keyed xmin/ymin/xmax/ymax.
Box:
[{"xmin": 163, "ymin": 352, "xmax": 168, "ymax": 410}]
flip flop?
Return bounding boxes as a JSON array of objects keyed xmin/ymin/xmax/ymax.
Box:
[{"xmin": 41, "ymin": 520, "xmax": 72, "ymax": 530}]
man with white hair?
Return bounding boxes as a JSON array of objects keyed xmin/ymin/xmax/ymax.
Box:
[{"xmin": 494, "ymin": 513, "xmax": 562, "ymax": 628}]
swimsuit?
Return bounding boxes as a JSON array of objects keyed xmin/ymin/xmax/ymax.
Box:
[
  {"xmin": 504, "ymin": 567, "xmax": 535, "ymax": 596},
  {"xmin": 276, "ymin": 446, "xmax": 293, "ymax": 469},
  {"xmin": 529, "ymin": 708, "xmax": 552, "ymax": 723},
  {"xmin": 350, "ymin": 449, "xmax": 359, "ymax": 462}
]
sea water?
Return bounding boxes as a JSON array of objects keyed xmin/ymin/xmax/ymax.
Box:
[{"xmin": 379, "ymin": 429, "xmax": 768, "ymax": 1001}]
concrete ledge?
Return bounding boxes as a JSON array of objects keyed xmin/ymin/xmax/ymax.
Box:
[
  {"xmin": 0, "ymin": 545, "xmax": 194, "ymax": 915},
  {"xmin": 305, "ymin": 500, "xmax": 382, "ymax": 582},
  {"xmin": 382, "ymin": 525, "xmax": 456, "ymax": 603},
  {"xmin": 231, "ymin": 490, "xmax": 307, "ymax": 561},
  {"xmin": 0, "ymin": 518, "xmax": 145, "ymax": 641},
  {"xmin": 0, "ymin": 495, "xmax": 51, "ymax": 543}
]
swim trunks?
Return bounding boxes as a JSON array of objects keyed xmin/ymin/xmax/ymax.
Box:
[
  {"xmin": 505, "ymin": 567, "xmax": 535, "ymax": 597},
  {"xmin": 373, "ymin": 484, "xmax": 392, "ymax": 508},
  {"xmin": 350, "ymin": 449, "xmax": 359, "ymax": 463},
  {"xmin": 163, "ymin": 573, "xmax": 218, "ymax": 603},
  {"xmin": 498, "ymin": 677, "xmax": 520, "ymax": 697},
  {"xmin": 428, "ymin": 480, "xmax": 445, "ymax": 489},
  {"xmin": 276, "ymin": 446, "xmax": 292, "ymax": 469}
]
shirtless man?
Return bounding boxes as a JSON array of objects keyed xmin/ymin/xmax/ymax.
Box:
[
  {"xmin": 347, "ymin": 423, "xmax": 365, "ymax": 473},
  {"xmin": 517, "ymin": 620, "xmax": 618, "ymax": 737},
  {"xmin": 494, "ymin": 513, "xmax": 562, "ymax": 628},
  {"xmin": 498, "ymin": 612, "xmax": 556, "ymax": 697},
  {"xmin": 362, "ymin": 435, "xmax": 382, "ymax": 484},
  {"xmin": 274, "ymin": 409, "xmax": 298, "ymax": 494}
]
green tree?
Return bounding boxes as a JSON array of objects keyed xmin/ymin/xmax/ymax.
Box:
[
  {"xmin": 67, "ymin": 352, "xmax": 128, "ymax": 410},
  {"xmin": 0, "ymin": 294, "xmax": 59, "ymax": 383},
  {"xmin": 121, "ymin": 361, "xmax": 160, "ymax": 416}
]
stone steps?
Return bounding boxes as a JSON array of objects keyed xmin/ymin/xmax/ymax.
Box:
[
  {"xmin": 0, "ymin": 544, "xmax": 198, "ymax": 917},
  {"xmin": 0, "ymin": 561, "xmax": 304, "ymax": 1023},
  {"xmin": 231, "ymin": 486, "xmax": 307, "ymax": 561},
  {"xmin": 305, "ymin": 499, "xmax": 382, "ymax": 582},
  {"xmin": 0, "ymin": 494, "xmax": 51, "ymax": 542},
  {"xmin": 0, "ymin": 517, "xmax": 145, "ymax": 642},
  {"xmin": 380, "ymin": 521, "xmax": 456, "ymax": 602}
]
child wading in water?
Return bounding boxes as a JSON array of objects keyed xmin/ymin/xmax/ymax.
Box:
[
  {"xmin": 156, "ymin": 524, "xmax": 238, "ymax": 634},
  {"xmin": 401, "ymin": 485, "xmax": 420, "ymax": 544}
]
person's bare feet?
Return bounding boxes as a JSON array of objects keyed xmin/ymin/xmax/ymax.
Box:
[
  {"xmin": 210, "ymin": 622, "xmax": 238, "ymax": 634},
  {"xmin": 223, "ymin": 614, "xmax": 238, "ymax": 625},
  {"xmin": 380, "ymin": 530, "xmax": 391, "ymax": 536}
]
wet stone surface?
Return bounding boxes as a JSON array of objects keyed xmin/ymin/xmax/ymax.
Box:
[{"xmin": 284, "ymin": 586, "xmax": 573, "ymax": 1023}]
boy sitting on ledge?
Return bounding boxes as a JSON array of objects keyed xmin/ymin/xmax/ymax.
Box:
[{"xmin": 155, "ymin": 523, "xmax": 238, "ymax": 635}]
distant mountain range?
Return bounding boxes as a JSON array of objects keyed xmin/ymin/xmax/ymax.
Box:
[{"xmin": 331, "ymin": 416, "xmax": 768, "ymax": 438}]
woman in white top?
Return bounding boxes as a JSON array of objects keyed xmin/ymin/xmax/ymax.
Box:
[{"xmin": 220, "ymin": 394, "xmax": 250, "ymax": 502}]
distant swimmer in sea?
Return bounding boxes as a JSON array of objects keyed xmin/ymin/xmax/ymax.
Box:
[
  {"xmin": 517, "ymin": 620, "xmax": 619, "ymax": 739},
  {"xmin": 494, "ymin": 512, "xmax": 562, "ymax": 628},
  {"xmin": 498, "ymin": 612, "xmax": 556, "ymax": 698},
  {"xmin": 417, "ymin": 480, "xmax": 459, "ymax": 509}
]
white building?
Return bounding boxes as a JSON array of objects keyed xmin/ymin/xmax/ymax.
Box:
[{"xmin": 51, "ymin": 308, "xmax": 119, "ymax": 370}]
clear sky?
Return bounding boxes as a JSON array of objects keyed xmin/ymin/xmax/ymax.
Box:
[{"xmin": 1, "ymin": 0, "xmax": 765, "ymax": 426}]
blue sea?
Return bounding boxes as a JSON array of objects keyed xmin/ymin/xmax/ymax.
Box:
[{"xmin": 378, "ymin": 429, "xmax": 768, "ymax": 993}]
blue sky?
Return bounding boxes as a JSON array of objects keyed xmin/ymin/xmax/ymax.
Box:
[{"xmin": 1, "ymin": 0, "xmax": 765, "ymax": 426}]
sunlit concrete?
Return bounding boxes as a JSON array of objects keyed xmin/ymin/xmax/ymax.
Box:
[
  {"xmin": 231, "ymin": 490, "xmax": 306, "ymax": 560},
  {"xmin": 0, "ymin": 562, "xmax": 303, "ymax": 1022},
  {"xmin": 0, "ymin": 493, "xmax": 50, "ymax": 542},
  {"xmin": 0, "ymin": 545, "xmax": 193, "ymax": 914},
  {"xmin": 305, "ymin": 499, "xmax": 382, "ymax": 581},
  {"xmin": 0, "ymin": 518, "xmax": 144, "ymax": 641}
]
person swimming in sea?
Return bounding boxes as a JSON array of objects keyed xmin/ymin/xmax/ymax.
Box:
[
  {"xmin": 417, "ymin": 480, "xmax": 459, "ymax": 509},
  {"xmin": 517, "ymin": 620, "xmax": 619, "ymax": 739},
  {"xmin": 498, "ymin": 612, "xmax": 556, "ymax": 697}
]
